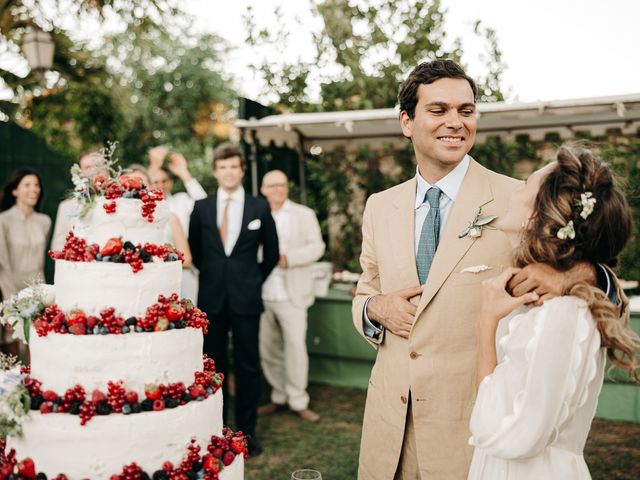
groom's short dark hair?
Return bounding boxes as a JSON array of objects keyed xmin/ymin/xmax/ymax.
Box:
[{"xmin": 398, "ymin": 60, "xmax": 477, "ymax": 119}]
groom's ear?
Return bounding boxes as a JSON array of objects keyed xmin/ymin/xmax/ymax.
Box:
[{"xmin": 400, "ymin": 110, "xmax": 413, "ymax": 139}]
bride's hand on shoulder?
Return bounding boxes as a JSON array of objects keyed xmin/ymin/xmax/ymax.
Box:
[{"xmin": 479, "ymin": 267, "xmax": 539, "ymax": 329}]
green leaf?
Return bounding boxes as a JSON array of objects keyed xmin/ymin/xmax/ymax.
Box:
[{"xmin": 475, "ymin": 215, "xmax": 498, "ymax": 226}]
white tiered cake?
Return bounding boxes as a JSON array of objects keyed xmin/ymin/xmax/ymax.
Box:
[{"xmin": 0, "ymin": 175, "xmax": 245, "ymax": 479}]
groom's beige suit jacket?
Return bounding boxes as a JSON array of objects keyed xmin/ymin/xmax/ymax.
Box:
[{"xmin": 353, "ymin": 159, "xmax": 520, "ymax": 479}]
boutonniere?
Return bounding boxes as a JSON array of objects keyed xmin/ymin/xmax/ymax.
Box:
[{"xmin": 458, "ymin": 207, "xmax": 498, "ymax": 239}]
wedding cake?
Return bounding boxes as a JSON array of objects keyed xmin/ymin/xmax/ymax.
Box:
[{"xmin": 0, "ymin": 161, "xmax": 246, "ymax": 479}]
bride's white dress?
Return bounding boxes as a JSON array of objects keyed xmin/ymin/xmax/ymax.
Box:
[{"xmin": 468, "ymin": 296, "xmax": 605, "ymax": 479}]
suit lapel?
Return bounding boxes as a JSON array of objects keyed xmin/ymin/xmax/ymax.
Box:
[
  {"xmin": 230, "ymin": 193, "xmax": 256, "ymax": 256},
  {"xmin": 208, "ymin": 195, "xmax": 225, "ymax": 254},
  {"xmin": 414, "ymin": 160, "xmax": 494, "ymax": 320},
  {"xmin": 390, "ymin": 178, "xmax": 420, "ymax": 287}
]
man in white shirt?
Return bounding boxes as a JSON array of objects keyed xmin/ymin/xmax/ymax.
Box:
[
  {"xmin": 50, "ymin": 151, "xmax": 104, "ymax": 251},
  {"xmin": 189, "ymin": 143, "xmax": 279, "ymax": 456},
  {"xmin": 258, "ymin": 170, "xmax": 325, "ymax": 422}
]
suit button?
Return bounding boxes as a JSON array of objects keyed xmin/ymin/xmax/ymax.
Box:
[
  {"xmin": 400, "ymin": 396, "xmax": 408, "ymax": 404},
  {"xmin": 410, "ymin": 351, "xmax": 419, "ymax": 359}
]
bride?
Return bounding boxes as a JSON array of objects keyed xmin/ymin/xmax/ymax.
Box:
[{"xmin": 468, "ymin": 145, "xmax": 639, "ymax": 479}]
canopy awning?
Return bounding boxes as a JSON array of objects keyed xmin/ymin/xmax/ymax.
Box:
[{"xmin": 236, "ymin": 93, "xmax": 640, "ymax": 151}]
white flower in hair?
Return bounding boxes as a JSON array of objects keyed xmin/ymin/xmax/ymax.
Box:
[
  {"xmin": 579, "ymin": 192, "xmax": 596, "ymax": 219},
  {"xmin": 557, "ymin": 220, "xmax": 576, "ymax": 240}
]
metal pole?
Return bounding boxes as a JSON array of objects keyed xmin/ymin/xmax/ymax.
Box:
[
  {"xmin": 250, "ymin": 129, "xmax": 259, "ymax": 197},
  {"xmin": 297, "ymin": 132, "xmax": 307, "ymax": 205}
]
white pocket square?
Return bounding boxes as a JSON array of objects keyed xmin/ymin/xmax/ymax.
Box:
[
  {"xmin": 247, "ymin": 219, "xmax": 261, "ymax": 230},
  {"xmin": 460, "ymin": 264, "xmax": 493, "ymax": 274}
]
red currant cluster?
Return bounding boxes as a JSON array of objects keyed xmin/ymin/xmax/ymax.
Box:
[
  {"xmin": 165, "ymin": 382, "xmax": 186, "ymax": 400},
  {"xmin": 33, "ymin": 305, "xmax": 65, "ymax": 336},
  {"xmin": 124, "ymin": 249, "xmax": 144, "ymax": 273},
  {"xmin": 100, "ymin": 307, "xmax": 126, "ymax": 334},
  {"xmin": 61, "ymin": 385, "xmax": 86, "ymax": 411},
  {"xmin": 79, "ymin": 401, "xmax": 96, "ymax": 426},
  {"xmin": 24, "ymin": 377, "xmax": 42, "ymax": 398},
  {"xmin": 103, "ymin": 201, "xmax": 117, "ymax": 214},
  {"xmin": 142, "ymin": 243, "xmax": 184, "ymax": 264},
  {"xmin": 140, "ymin": 189, "xmax": 163, "ymax": 223},
  {"xmin": 49, "ymin": 232, "xmax": 100, "ymax": 262},
  {"xmin": 114, "ymin": 462, "xmax": 144, "ymax": 480},
  {"xmin": 179, "ymin": 439, "xmax": 201, "ymax": 473},
  {"xmin": 202, "ymin": 355, "xmax": 216, "ymax": 373},
  {"xmin": 108, "ymin": 381, "xmax": 126, "ymax": 413},
  {"xmin": 105, "ymin": 182, "xmax": 123, "ymax": 200}
]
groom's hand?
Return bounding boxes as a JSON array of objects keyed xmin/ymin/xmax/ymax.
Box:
[{"xmin": 367, "ymin": 285, "xmax": 424, "ymax": 339}]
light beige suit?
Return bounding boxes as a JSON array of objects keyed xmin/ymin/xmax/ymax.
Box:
[
  {"xmin": 260, "ymin": 200, "xmax": 325, "ymax": 410},
  {"xmin": 353, "ymin": 159, "xmax": 520, "ymax": 479}
]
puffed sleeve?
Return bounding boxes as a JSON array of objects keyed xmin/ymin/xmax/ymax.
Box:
[{"xmin": 469, "ymin": 296, "xmax": 601, "ymax": 459}]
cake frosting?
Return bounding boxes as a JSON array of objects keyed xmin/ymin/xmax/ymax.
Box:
[
  {"xmin": 7, "ymin": 392, "xmax": 227, "ymax": 478},
  {"xmin": 73, "ymin": 197, "xmax": 170, "ymax": 247},
  {"xmin": 54, "ymin": 260, "xmax": 182, "ymax": 318},
  {"xmin": 29, "ymin": 327, "xmax": 203, "ymax": 396},
  {"xmin": 1, "ymin": 176, "xmax": 246, "ymax": 479}
]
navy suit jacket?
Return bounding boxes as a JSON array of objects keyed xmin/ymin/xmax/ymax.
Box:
[{"xmin": 189, "ymin": 192, "xmax": 279, "ymax": 316}]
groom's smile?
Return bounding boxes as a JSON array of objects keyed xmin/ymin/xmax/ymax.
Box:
[{"xmin": 400, "ymin": 77, "xmax": 477, "ymax": 182}]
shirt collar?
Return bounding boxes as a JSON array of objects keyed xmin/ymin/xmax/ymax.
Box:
[
  {"xmin": 414, "ymin": 155, "xmax": 470, "ymax": 209},
  {"xmin": 217, "ymin": 186, "xmax": 245, "ymax": 203}
]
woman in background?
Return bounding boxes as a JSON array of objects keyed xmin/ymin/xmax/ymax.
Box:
[{"xmin": 0, "ymin": 168, "xmax": 51, "ymax": 354}]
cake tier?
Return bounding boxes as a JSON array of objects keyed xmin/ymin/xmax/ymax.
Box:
[
  {"xmin": 7, "ymin": 392, "xmax": 231, "ymax": 479},
  {"xmin": 73, "ymin": 197, "xmax": 170, "ymax": 246},
  {"xmin": 54, "ymin": 260, "xmax": 182, "ymax": 318},
  {"xmin": 30, "ymin": 327, "xmax": 203, "ymax": 395}
]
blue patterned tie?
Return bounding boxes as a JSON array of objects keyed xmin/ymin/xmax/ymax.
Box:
[{"xmin": 416, "ymin": 187, "xmax": 442, "ymax": 284}]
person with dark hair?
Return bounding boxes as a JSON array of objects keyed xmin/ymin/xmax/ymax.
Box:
[
  {"xmin": 189, "ymin": 142, "xmax": 279, "ymax": 456},
  {"xmin": 0, "ymin": 168, "xmax": 51, "ymax": 353},
  {"xmin": 469, "ymin": 146, "xmax": 637, "ymax": 478},
  {"xmin": 352, "ymin": 60, "xmax": 621, "ymax": 479}
]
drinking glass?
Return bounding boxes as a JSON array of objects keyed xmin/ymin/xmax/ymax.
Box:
[{"xmin": 291, "ymin": 469, "xmax": 322, "ymax": 480}]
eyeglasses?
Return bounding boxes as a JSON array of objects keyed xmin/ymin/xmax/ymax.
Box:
[{"xmin": 263, "ymin": 183, "xmax": 288, "ymax": 189}]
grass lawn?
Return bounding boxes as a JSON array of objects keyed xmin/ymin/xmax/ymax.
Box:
[{"xmin": 244, "ymin": 384, "xmax": 640, "ymax": 480}]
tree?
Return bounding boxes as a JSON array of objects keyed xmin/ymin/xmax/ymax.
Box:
[
  {"xmin": 103, "ymin": 28, "xmax": 236, "ymax": 189},
  {"xmin": 0, "ymin": 0, "xmax": 181, "ymax": 156},
  {"xmin": 244, "ymin": 0, "xmax": 506, "ymax": 112}
]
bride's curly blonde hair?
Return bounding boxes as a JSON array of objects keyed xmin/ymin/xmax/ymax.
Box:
[{"xmin": 513, "ymin": 145, "xmax": 639, "ymax": 380}]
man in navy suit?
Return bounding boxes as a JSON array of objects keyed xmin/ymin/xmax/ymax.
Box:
[{"xmin": 189, "ymin": 143, "xmax": 279, "ymax": 455}]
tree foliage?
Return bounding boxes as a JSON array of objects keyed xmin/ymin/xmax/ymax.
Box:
[
  {"xmin": 244, "ymin": 0, "xmax": 506, "ymax": 112},
  {"xmin": 103, "ymin": 28, "xmax": 236, "ymax": 188},
  {"xmin": 0, "ymin": 0, "xmax": 183, "ymax": 157}
]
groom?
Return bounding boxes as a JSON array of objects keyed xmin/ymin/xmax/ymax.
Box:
[{"xmin": 352, "ymin": 60, "xmax": 613, "ymax": 479}]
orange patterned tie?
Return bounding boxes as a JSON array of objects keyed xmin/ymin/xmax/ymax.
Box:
[{"xmin": 219, "ymin": 197, "xmax": 230, "ymax": 247}]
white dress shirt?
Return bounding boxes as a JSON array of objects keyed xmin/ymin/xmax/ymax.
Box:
[
  {"xmin": 414, "ymin": 155, "xmax": 470, "ymax": 251},
  {"xmin": 166, "ymin": 178, "xmax": 207, "ymax": 236},
  {"xmin": 262, "ymin": 200, "xmax": 292, "ymax": 302},
  {"xmin": 216, "ymin": 187, "xmax": 245, "ymax": 256}
]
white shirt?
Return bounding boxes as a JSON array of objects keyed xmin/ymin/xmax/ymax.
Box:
[
  {"xmin": 262, "ymin": 200, "xmax": 292, "ymax": 302},
  {"xmin": 414, "ymin": 155, "xmax": 470, "ymax": 252},
  {"xmin": 363, "ymin": 155, "xmax": 470, "ymax": 341},
  {"xmin": 166, "ymin": 178, "xmax": 207, "ymax": 236},
  {"xmin": 216, "ymin": 187, "xmax": 245, "ymax": 256}
]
